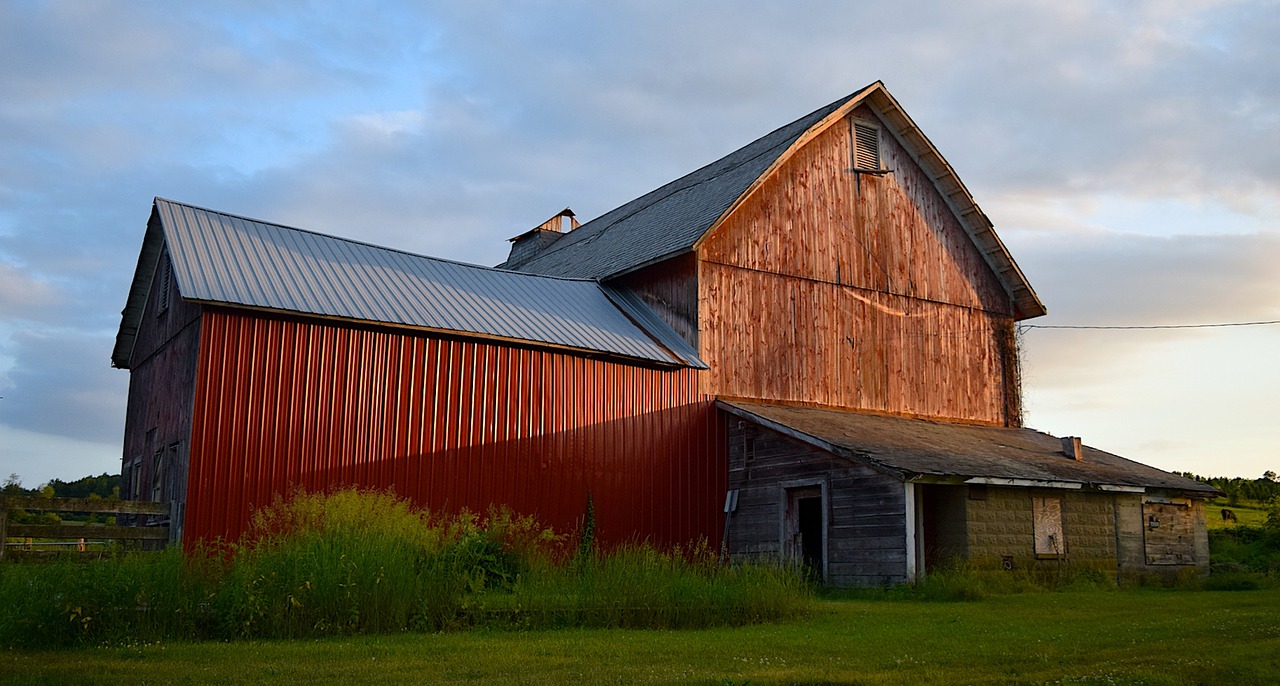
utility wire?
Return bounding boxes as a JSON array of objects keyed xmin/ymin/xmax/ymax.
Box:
[{"xmin": 1022, "ymin": 320, "xmax": 1280, "ymax": 331}]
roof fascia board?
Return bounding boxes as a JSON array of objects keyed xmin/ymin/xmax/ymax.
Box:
[
  {"xmin": 1097, "ymin": 484, "xmax": 1147, "ymax": 493},
  {"xmin": 112, "ymin": 203, "xmax": 165, "ymax": 369},
  {"xmin": 964, "ymin": 477, "xmax": 1084, "ymax": 490},
  {"xmin": 693, "ymin": 82, "xmax": 879, "ymax": 255},
  {"xmin": 862, "ymin": 88, "xmax": 1046, "ymax": 319},
  {"xmin": 716, "ymin": 400, "xmax": 909, "ymax": 480}
]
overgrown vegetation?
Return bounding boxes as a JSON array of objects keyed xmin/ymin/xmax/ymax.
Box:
[{"xmin": 0, "ymin": 488, "xmax": 810, "ymax": 649}]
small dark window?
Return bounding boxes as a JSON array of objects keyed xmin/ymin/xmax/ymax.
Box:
[{"xmin": 852, "ymin": 120, "xmax": 882, "ymax": 171}]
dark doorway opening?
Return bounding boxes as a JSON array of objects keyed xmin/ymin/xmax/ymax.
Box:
[
  {"xmin": 919, "ymin": 484, "xmax": 966, "ymax": 573},
  {"xmin": 785, "ymin": 485, "xmax": 825, "ymax": 580},
  {"xmin": 797, "ymin": 496, "xmax": 823, "ymax": 572}
]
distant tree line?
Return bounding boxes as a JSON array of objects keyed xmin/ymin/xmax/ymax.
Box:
[
  {"xmin": 2, "ymin": 473, "xmax": 120, "ymax": 499},
  {"xmin": 1176, "ymin": 471, "xmax": 1280, "ymax": 506},
  {"xmin": 2, "ymin": 473, "xmax": 121, "ymax": 526}
]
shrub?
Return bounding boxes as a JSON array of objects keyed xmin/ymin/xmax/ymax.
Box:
[{"xmin": 0, "ymin": 488, "xmax": 811, "ymax": 647}]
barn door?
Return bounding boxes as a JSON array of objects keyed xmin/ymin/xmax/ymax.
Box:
[{"xmin": 784, "ymin": 485, "xmax": 825, "ymax": 580}]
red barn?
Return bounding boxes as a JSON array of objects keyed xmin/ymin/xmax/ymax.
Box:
[{"xmin": 115, "ymin": 82, "xmax": 1217, "ymax": 583}]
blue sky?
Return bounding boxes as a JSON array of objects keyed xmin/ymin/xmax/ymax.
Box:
[{"xmin": 1, "ymin": 1, "xmax": 1277, "ymax": 486}]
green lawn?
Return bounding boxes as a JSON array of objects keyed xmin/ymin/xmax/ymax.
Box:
[
  {"xmin": 1207, "ymin": 498, "xmax": 1273, "ymax": 529},
  {"xmin": 3, "ymin": 588, "xmax": 1278, "ymax": 685}
]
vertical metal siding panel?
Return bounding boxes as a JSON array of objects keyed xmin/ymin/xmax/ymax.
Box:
[{"xmin": 184, "ymin": 309, "xmax": 723, "ymax": 547}]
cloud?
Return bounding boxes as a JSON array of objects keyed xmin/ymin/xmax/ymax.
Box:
[
  {"xmin": 0, "ymin": 261, "xmax": 61, "ymax": 319},
  {"xmin": 0, "ymin": 0, "xmax": 1277, "ymax": 481},
  {"xmin": 0, "ymin": 329, "xmax": 126, "ymax": 444}
]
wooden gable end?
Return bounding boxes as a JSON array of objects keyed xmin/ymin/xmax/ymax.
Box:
[{"xmin": 697, "ymin": 105, "xmax": 1022, "ymax": 426}]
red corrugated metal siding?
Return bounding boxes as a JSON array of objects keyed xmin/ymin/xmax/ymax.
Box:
[{"xmin": 185, "ymin": 309, "xmax": 725, "ymax": 546}]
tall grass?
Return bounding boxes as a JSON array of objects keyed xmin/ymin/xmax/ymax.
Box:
[
  {"xmin": 478, "ymin": 541, "xmax": 810, "ymax": 629},
  {"xmin": 0, "ymin": 547, "xmax": 220, "ymax": 648},
  {"xmin": 0, "ymin": 488, "xmax": 812, "ymax": 648}
]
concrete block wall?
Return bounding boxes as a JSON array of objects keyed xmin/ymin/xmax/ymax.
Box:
[{"xmin": 966, "ymin": 488, "xmax": 1118, "ymax": 572}]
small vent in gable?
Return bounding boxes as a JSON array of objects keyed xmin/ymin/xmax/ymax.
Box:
[
  {"xmin": 157, "ymin": 256, "xmax": 172, "ymax": 314},
  {"xmin": 852, "ymin": 120, "xmax": 881, "ymax": 171}
]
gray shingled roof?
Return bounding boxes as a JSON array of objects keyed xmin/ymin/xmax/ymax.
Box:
[
  {"xmin": 113, "ymin": 199, "xmax": 706, "ymax": 369},
  {"xmin": 506, "ymin": 82, "xmax": 1047, "ymax": 320},
  {"xmin": 500, "ymin": 87, "xmax": 869, "ymax": 278},
  {"xmin": 719, "ymin": 400, "xmax": 1218, "ymax": 495}
]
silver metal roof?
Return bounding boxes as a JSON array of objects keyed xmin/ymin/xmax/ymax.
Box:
[{"xmin": 114, "ymin": 199, "xmax": 706, "ymax": 368}]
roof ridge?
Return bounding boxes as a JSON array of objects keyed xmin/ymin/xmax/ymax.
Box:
[
  {"xmin": 512, "ymin": 89, "xmax": 865, "ymax": 270},
  {"xmin": 153, "ymin": 197, "xmax": 601, "ymax": 285}
]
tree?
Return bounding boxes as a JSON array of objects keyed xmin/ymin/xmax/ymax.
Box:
[{"xmin": 1264, "ymin": 470, "xmax": 1278, "ymax": 482}]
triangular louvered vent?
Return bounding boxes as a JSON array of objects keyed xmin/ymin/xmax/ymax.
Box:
[{"xmin": 853, "ymin": 121, "xmax": 881, "ymax": 171}]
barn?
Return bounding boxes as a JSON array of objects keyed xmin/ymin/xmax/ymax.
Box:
[{"xmin": 114, "ymin": 81, "xmax": 1217, "ymax": 583}]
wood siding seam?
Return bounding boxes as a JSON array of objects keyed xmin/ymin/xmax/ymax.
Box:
[{"xmin": 702, "ymin": 257, "xmax": 1008, "ymax": 317}]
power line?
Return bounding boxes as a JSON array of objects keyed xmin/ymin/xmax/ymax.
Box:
[{"xmin": 1022, "ymin": 319, "xmax": 1280, "ymax": 331}]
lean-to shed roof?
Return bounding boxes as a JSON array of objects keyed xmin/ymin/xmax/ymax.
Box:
[
  {"xmin": 506, "ymin": 81, "xmax": 1046, "ymax": 320},
  {"xmin": 112, "ymin": 198, "xmax": 704, "ymax": 369},
  {"xmin": 719, "ymin": 400, "xmax": 1218, "ymax": 496}
]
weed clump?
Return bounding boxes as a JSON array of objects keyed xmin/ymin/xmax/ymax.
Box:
[{"xmin": 0, "ymin": 488, "xmax": 811, "ymax": 648}]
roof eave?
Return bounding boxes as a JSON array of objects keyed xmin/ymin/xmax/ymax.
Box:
[
  {"xmin": 194, "ymin": 300, "xmax": 696, "ymax": 370},
  {"xmin": 692, "ymin": 81, "xmax": 1047, "ymax": 321},
  {"xmin": 111, "ymin": 202, "xmax": 165, "ymax": 369},
  {"xmin": 716, "ymin": 399, "xmax": 910, "ymax": 480},
  {"xmin": 862, "ymin": 87, "xmax": 1047, "ymax": 320}
]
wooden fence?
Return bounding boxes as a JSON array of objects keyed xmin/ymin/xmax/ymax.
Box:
[{"xmin": 0, "ymin": 496, "xmax": 170, "ymax": 560}]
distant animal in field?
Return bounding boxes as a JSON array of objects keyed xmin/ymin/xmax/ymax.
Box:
[{"xmin": 1221, "ymin": 508, "xmax": 1238, "ymax": 523}]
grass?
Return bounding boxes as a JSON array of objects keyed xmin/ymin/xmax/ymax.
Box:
[
  {"xmin": 1, "ymin": 588, "xmax": 1277, "ymax": 685},
  {"xmin": 0, "ymin": 489, "xmax": 810, "ymax": 648},
  {"xmin": 1206, "ymin": 497, "xmax": 1273, "ymax": 529}
]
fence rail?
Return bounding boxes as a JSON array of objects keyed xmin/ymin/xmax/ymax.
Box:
[{"xmin": 0, "ymin": 496, "xmax": 170, "ymax": 560}]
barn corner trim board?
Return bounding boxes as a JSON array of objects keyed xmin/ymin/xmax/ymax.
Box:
[{"xmin": 114, "ymin": 81, "xmax": 1217, "ymax": 584}]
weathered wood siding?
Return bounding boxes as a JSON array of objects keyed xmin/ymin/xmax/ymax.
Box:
[
  {"xmin": 120, "ymin": 248, "xmax": 200, "ymax": 538},
  {"xmin": 726, "ymin": 420, "xmax": 908, "ymax": 587},
  {"xmin": 185, "ymin": 308, "xmax": 726, "ymax": 546},
  {"xmin": 1115, "ymin": 496, "xmax": 1209, "ymax": 578},
  {"xmin": 700, "ymin": 106, "xmax": 1020, "ymax": 424},
  {"xmin": 615, "ymin": 253, "xmax": 699, "ymax": 349}
]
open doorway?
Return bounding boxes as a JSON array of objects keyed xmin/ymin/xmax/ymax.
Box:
[
  {"xmin": 784, "ymin": 485, "xmax": 825, "ymax": 580},
  {"xmin": 918, "ymin": 484, "xmax": 967, "ymax": 573}
]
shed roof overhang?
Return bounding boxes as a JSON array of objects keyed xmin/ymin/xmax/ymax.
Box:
[{"xmin": 717, "ymin": 399, "xmax": 1220, "ymax": 498}]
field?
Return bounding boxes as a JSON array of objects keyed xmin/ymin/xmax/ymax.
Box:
[
  {"xmin": 2, "ymin": 588, "xmax": 1277, "ymax": 685},
  {"xmin": 1206, "ymin": 498, "xmax": 1272, "ymax": 529}
]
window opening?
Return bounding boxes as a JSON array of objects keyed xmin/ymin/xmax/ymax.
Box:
[{"xmin": 1033, "ymin": 495, "xmax": 1064, "ymax": 557}]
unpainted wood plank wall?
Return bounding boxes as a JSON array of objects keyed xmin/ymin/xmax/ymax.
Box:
[
  {"xmin": 121, "ymin": 248, "xmax": 201, "ymax": 510},
  {"xmin": 700, "ymin": 105, "xmax": 1019, "ymax": 425},
  {"xmin": 616, "ymin": 253, "xmax": 700, "ymax": 349},
  {"xmin": 727, "ymin": 421, "xmax": 908, "ymax": 586}
]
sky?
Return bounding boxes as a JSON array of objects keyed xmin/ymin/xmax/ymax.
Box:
[{"xmin": 1, "ymin": 1, "xmax": 1277, "ymax": 487}]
